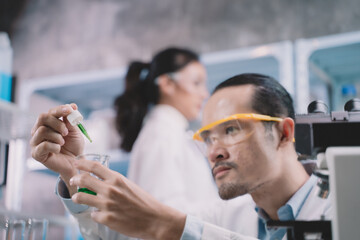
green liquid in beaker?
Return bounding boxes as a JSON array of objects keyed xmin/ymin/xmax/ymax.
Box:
[{"xmin": 78, "ymin": 188, "xmax": 97, "ymax": 195}]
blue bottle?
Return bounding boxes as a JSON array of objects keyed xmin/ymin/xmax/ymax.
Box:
[
  {"xmin": 0, "ymin": 32, "xmax": 13, "ymax": 102},
  {"xmin": 341, "ymin": 84, "xmax": 357, "ymax": 110}
]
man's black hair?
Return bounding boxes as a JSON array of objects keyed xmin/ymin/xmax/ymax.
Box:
[{"xmin": 213, "ymin": 73, "xmax": 295, "ymax": 120}]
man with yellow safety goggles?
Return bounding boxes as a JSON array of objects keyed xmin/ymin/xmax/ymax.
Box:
[
  {"xmin": 187, "ymin": 73, "xmax": 331, "ymax": 239},
  {"xmin": 31, "ymin": 73, "xmax": 331, "ymax": 240},
  {"xmin": 193, "ymin": 113, "xmax": 283, "ymax": 155}
]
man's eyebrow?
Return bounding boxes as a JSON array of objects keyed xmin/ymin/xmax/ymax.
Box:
[
  {"xmin": 200, "ymin": 130, "xmax": 210, "ymax": 137},
  {"xmin": 218, "ymin": 119, "xmax": 238, "ymax": 128}
]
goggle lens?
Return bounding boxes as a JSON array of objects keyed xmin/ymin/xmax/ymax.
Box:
[
  {"xmin": 193, "ymin": 113, "xmax": 284, "ymax": 156},
  {"xmin": 195, "ymin": 119, "xmax": 254, "ymax": 156}
]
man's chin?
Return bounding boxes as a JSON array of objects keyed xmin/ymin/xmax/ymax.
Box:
[{"xmin": 218, "ymin": 183, "xmax": 248, "ymax": 200}]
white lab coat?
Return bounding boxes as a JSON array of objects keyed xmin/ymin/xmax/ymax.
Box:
[
  {"xmin": 57, "ymin": 171, "xmax": 331, "ymax": 240},
  {"xmin": 193, "ymin": 194, "xmax": 258, "ymax": 237},
  {"xmin": 200, "ymin": 182, "xmax": 332, "ymax": 240},
  {"xmin": 127, "ymin": 104, "xmax": 220, "ymax": 212}
]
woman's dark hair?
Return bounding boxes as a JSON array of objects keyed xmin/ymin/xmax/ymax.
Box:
[
  {"xmin": 114, "ymin": 47, "xmax": 199, "ymax": 152},
  {"xmin": 214, "ymin": 73, "xmax": 295, "ymax": 120}
]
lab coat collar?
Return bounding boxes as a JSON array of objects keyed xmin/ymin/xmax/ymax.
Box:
[{"xmin": 255, "ymin": 174, "xmax": 317, "ymax": 221}]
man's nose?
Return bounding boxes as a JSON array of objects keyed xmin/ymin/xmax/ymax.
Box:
[{"xmin": 207, "ymin": 141, "xmax": 229, "ymax": 163}]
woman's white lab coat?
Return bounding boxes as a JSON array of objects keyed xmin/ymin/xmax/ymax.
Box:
[{"xmin": 127, "ymin": 104, "xmax": 220, "ymax": 212}]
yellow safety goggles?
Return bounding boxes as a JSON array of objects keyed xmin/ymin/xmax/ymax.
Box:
[{"xmin": 193, "ymin": 113, "xmax": 283, "ymax": 143}]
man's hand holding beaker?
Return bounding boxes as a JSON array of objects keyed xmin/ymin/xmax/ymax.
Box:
[{"xmin": 70, "ymin": 158, "xmax": 186, "ymax": 240}]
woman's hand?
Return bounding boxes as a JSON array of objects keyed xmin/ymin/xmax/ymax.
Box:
[{"xmin": 70, "ymin": 159, "xmax": 186, "ymax": 239}]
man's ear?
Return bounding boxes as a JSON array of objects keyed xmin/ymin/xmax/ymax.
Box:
[
  {"xmin": 157, "ymin": 75, "xmax": 176, "ymax": 95},
  {"xmin": 279, "ymin": 117, "xmax": 295, "ymax": 146}
]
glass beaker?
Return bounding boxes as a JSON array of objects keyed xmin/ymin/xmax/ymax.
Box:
[{"xmin": 76, "ymin": 154, "xmax": 110, "ymax": 195}]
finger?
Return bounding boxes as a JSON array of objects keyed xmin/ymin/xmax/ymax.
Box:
[
  {"xmin": 74, "ymin": 159, "xmax": 115, "ymax": 181},
  {"xmin": 31, "ymin": 104, "xmax": 78, "ymax": 136},
  {"xmin": 49, "ymin": 103, "xmax": 77, "ymax": 118},
  {"xmin": 30, "ymin": 126, "xmax": 65, "ymax": 147},
  {"xmin": 31, "ymin": 141, "xmax": 61, "ymax": 163},
  {"xmin": 72, "ymin": 192, "xmax": 100, "ymax": 208},
  {"xmin": 90, "ymin": 210, "xmax": 105, "ymax": 224},
  {"xmin": 69, "ymin": 103, "xmax": 78, "ymax": 111},
  {"xmin": 62, "ymin": 103, "xmax": 79, "ymax": 127},
  {"xmin": 90, "ymin": 211, "xmax": 134, "ymax": 238},
  {"xmin": 70, "ymin": 172, "xmax": 105, "ymax": 194},
  {"xmin": 90, "ymin": 211, "xmax": 113, "ymax": 226},
  {"xmin": 31, "ymin": 113, "xmax": 69, "ymax": 137}
]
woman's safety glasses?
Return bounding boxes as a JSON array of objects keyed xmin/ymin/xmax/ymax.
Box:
[
  {"xmin": 193, "ymin": 113, "xmax": 283, "ymax": 155},
  {"xmin": 167, "ymin": 72, "xmax": 207, "ymax": 95}
]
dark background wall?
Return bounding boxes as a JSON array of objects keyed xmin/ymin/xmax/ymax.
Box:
[{"xmin": 2, "ymin": 0, "xmax": 359, "ymax": 82}]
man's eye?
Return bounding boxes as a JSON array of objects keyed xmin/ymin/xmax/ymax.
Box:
[
  {"xmin": 200, "ymin": 132, "xmax": 210, "ymax": 143},
  {"xmin": 203, "ymin": 136, "xmax": 211, "ymax": 144},
  {"xmin": 225, "ymin": 126, "xmax": 240, "ymax": 135}
]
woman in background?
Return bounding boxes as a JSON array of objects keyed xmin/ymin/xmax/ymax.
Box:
[{"xmin": 114, "ymin": 47, "xmax": 219, "ymax": 211}]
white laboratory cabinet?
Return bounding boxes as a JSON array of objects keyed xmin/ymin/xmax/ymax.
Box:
[
  {"xmin": 202, "ymin": 41, "xmax": 295, "ymax": 108},
  {"xmin": 295, "ymin": 31, "xmax": 360, "ymax": 113}
]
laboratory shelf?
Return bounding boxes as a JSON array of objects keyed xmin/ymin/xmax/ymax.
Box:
[
  {"xmin": 202, "ymin": 41, "xmax": 295, "ymax": 99},
  {"xmin": 0, "ymin": 100, "xmax": 36, "ymax": 212},
  {"xmin": 0, "ymin": 100, "xmax": 35, "ymax": 141},
  {"xmin": 295, "ymin": 31, "xmax": 360, "ymax": 113},
  {"xmin": 18, "ymin": 41, "xmax": 295, "ymax": 118}
]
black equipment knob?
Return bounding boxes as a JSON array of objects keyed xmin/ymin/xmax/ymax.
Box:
[
  {"xmin": 344, "ymin": 98, "xmax": 360, "ymax": 112},
  {"xmin": 307, "ymin": 100, "xmax": 329, "ymax": 114}
]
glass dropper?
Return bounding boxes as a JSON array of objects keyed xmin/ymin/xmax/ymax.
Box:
[{"xmin": 67, "ymin": 107, "xmax": 92, "ymax": 142}]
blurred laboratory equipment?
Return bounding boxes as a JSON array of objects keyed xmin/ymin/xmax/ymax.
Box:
[
  {"xmin": 0, "ymin": 33, "xmax": 80, "ymax": 238},
  {"xmin": 295, "ymin": 31, "xmax": 360, "ymax": 113},
  {"xmin": 267, "ymin": 99, "xmax": 360, "ymax": 239}
]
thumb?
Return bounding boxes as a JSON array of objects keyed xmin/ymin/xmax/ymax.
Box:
[
  {"xmin": 63, "ymin": 103, "xmax": 81, "ymax": 132},
  {"xmin": 69, "ymin": 103, "xmax": 78, "ymax": 111}
]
